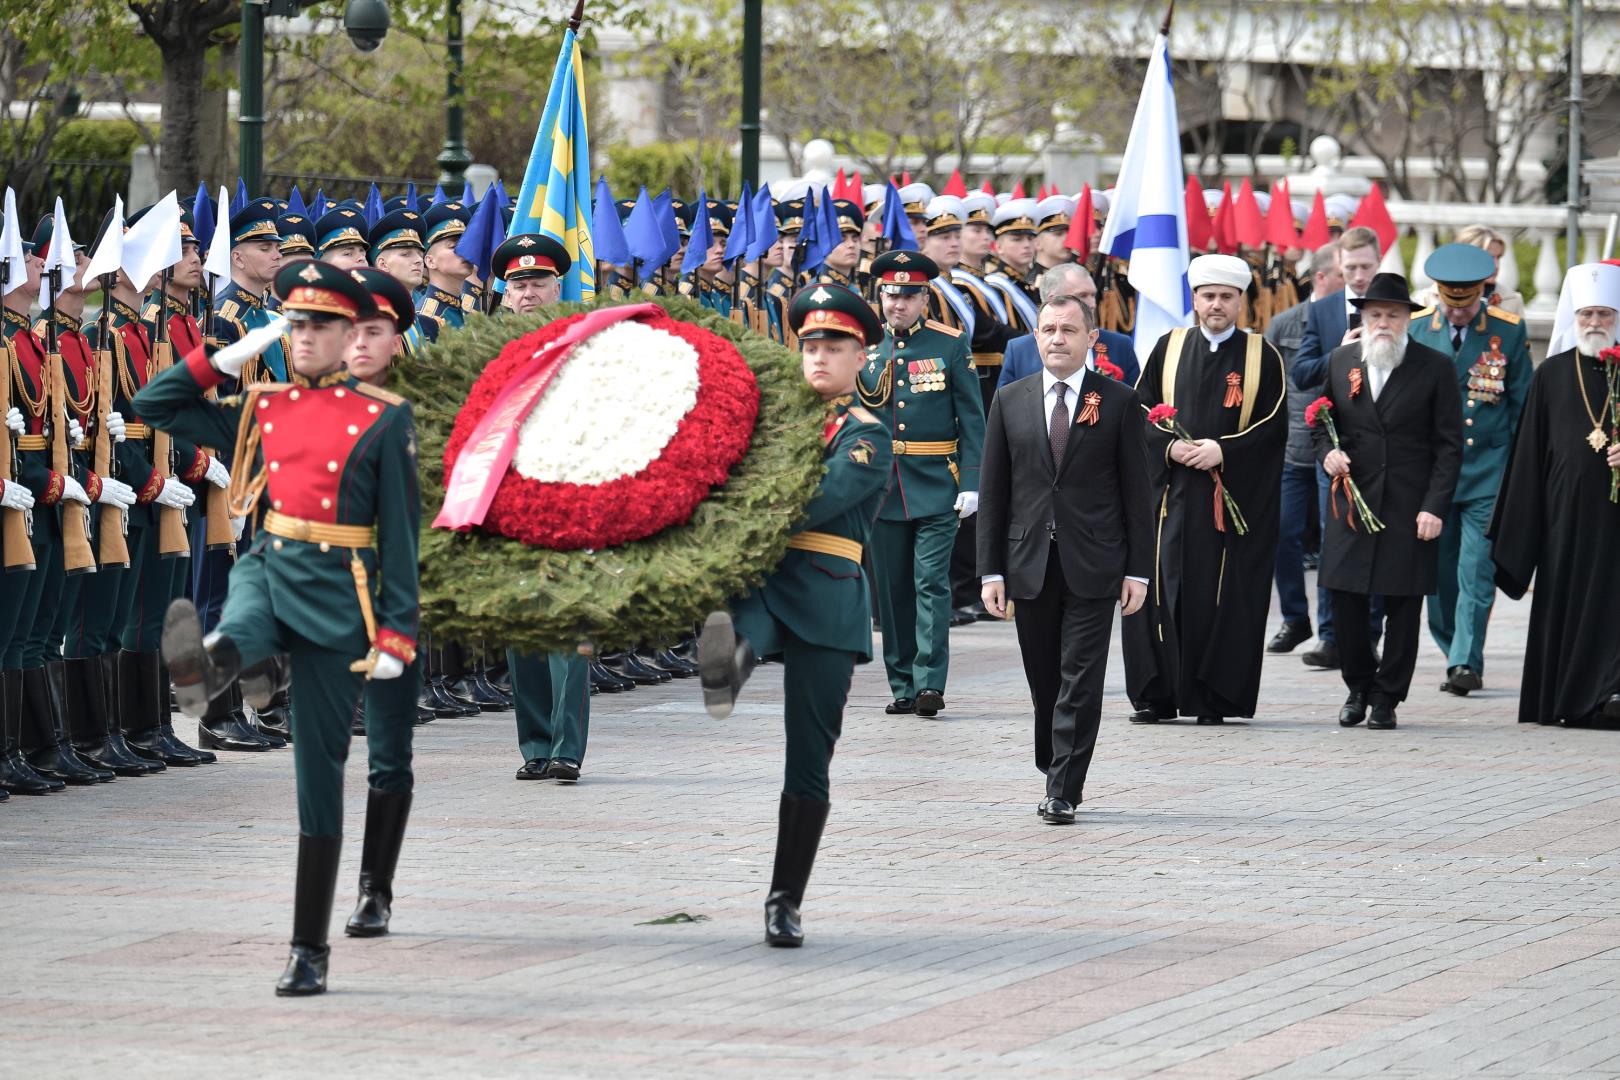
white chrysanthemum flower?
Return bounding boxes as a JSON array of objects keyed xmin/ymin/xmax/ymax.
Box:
[{"xmin": 510, "ymin": 320, "xmax": 701, "ymax": 486}]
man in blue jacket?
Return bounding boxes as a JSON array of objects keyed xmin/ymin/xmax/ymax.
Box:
[{"xmin": 997, "ymin": 264, "xmax": 1137, "ymax": 391}]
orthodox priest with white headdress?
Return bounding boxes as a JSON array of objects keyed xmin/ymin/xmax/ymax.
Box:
[
  {"xmin": 1124, "ymin": 254, "xmax": 1288, "ymax": 725},
  {"xmin": 1490, "ymin": 262, "xmax": 1620, "ymax": 727}
]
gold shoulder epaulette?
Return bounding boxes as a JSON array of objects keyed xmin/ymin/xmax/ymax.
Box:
[
  {"xmin": 924, "ymin": 319, "xmax": 964, "ymax": 338},
  {"xmin": 1487, "ymin": 306, "xmax": 1522, "ymax": 325},
  {"xmin": 1411, "ymin": 306, "xmax": 1434, "ymax": 320},
  {"xmin": 219, "ymin": 300, "xmax": 240, "ymax": 322},
  {"xmin": 140, "ymin": 303, "xmax": 159, "ymax": 322},
  {"xmin": 354, "ymin": 382, "xmax": 406, "ymax": 406},
  {"xmin": 244, "ymin": 381, "xmax": 293, "ymax": 393},
  {"xmin": 847, "ymin": 405, "xmax": 879, "ymax": 425},
  {"xmin": 420, "ymin": 298, "xmax": 440, "ymax": 316}
]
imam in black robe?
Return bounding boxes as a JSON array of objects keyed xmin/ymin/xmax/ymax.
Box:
[
  {"xmin": 1490, "ymin": 348, "xmax": 1620, "ymax": 725},
  {"xmin": 1124, "ymin": 327, "xmax": 1287, "ymax": 719}
]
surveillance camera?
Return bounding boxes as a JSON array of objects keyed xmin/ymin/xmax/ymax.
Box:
[{"xmin": 343, "ymin": 0, "xmax": 390, "ymax": 52}]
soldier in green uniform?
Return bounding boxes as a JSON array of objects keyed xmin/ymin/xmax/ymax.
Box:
[
  {"xmin": 213, "ymin": 199, "xmax": 289, "ymax": 382},
  {"xmin": 810, "ymin": 200, "xmax": 865, "ymax": 291},
  {"xmin": 368, "ymin": 208, "xmax": 436, "ymax": 357},
  {"xmin": 699, "ymin": 282, "xmax": 893, "ymax": 947},
  {"xmin": 277, "ymin": 211, "xmax": 316, "ymax": 261},
  {"xmin": 139, "ymin": 260, "xmax": 420, "ymax": 996},
  {"xmin": 859, "ymin": 251, "xmax": 985, "ymax": 718},
  {"xmin": 677, "ymin": 198, "xmax": 735, "ymax": 314},
  {"xmin": 313, "ymin": 202, "xmax": 371, "ymax": 271},
  {"xmin": 1408, "ymin": 243, "xmax": 1531, "ymax": 696},
  {"xmin": 413, "ymin": 201, "xmax": 472, "ymax": 342}
]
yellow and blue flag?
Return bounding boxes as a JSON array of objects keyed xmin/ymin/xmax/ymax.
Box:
[{"xmin": 510, "ymin": 26, "xmax": 594, "ymax": 301}]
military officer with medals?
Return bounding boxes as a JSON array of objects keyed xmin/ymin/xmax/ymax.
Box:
[
  {"xmin": 141, "ymin": 259, "xmax": 420, "ymax": 996},
  {"xmin": 860, "ymin": 251, "xmax": 985, "ymax": 717},
  {"xmin": 699, "ymin": 282, "xmax": 892, "ymax": 948},
  {"xmin": 1409, "ymin": 243, "xmax": 1531, "ymax": 696},
  {"xmin": 313, "ymin": 202, "xmax": 371, "ymax": 271},
  {"xmin": 413, "ymin": 201, "xmax": 472, "ymax": 341}
]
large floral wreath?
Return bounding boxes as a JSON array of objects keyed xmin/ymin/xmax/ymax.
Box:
[{"xmin": 394, "ymin": 297, "xmax": 825, "ymax": 654}]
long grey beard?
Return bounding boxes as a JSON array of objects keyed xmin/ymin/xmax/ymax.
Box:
[
  {"xmin": 1578, "ymin": 328, "xmax": 1615, "ymax": 357},
  {"xmin": 1363, "ymin": 334, "xmax": 1406, "ymax": 371}
]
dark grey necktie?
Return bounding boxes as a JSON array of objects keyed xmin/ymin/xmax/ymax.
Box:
[
  {"xmin": 1050, "ymin": 383, "xmax": 1069, "ymax": 470},
  {"xmin": 1451, "ymin": 324, "xmax": 1465, "ymax": 352}
]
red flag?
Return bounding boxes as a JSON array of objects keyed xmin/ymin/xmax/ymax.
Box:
[
  {"xmin": 1264, "ymin": 181, "xmax": 1299, "ymax": 249},
  {"xmin": 1065, "ymin": 183, "xmax": 1094, "ymax": 260},
  {"xmin": 833, "ymin": 167, "xmax": 847, "ymax": 200},
  {"xmin": 943, "ymin": 169, "xmax": 967, "ymax": 198},
  {"xmin": 1211, "ymin": 181, "xmax": 1237, "ymax": 255},
  {"xmin": 850, "ymin": 170, "xmax": 864, "ymax": 202},
  {"xmin": 1298, "ymin": 190, "xmax": 1332, "ymax": 250},
  {"xmin": 981, "ymin": 179, "xmax": 995, "ymax": 194},
  {"xmin": 1232, "ymin": 178, "xmax": 1265, "ymax": 249},
  {"xmin": 1350, "ymin": 183, "xmax": 1397, "ymax": 254},
  {"xmin": 1184, "ymin": 176, "xmax": 1212, "ymax": 253},
  {"xmin": 1012, "ymin": 180, "xmax": 1026, "ymax": 199},
  {"xmin": 900, "ymin": 170, "xmax": 912, "ymax": 186}
]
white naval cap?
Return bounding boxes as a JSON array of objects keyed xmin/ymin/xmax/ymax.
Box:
[
  {"xmin": 992, "ymin": 197, "xmax": 1039, "ymax": 234},
  {"xmin": 924, "ymin": 194, "xmax": 967, "ymax": 232}
]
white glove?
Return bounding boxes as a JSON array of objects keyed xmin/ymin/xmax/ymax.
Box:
[
  {"xmin": 4, "ymin": 407, "xmax": 22, "ymax": 436},
  {"xmin": 371, "ymin": 652, "xmax": 405, "ymax": 680},
  {"xmin": 60, "ymin": 475, "xmax": 90, "ymax": 505},
  {"xmin": 203, "ymin": 455, "xmax": 231, "ymax": 489},
  {"xmin": 230, "ymin": 515, "xmax": 246, "ymax": 541},
  {"xmin": 67, "ymin": 416, "xmax": 85, "ymax": 447},
  {"xmin": 954, "ymin": 491, "xmax": 979, "ymax": 519},
  {"xmin": 0, "ymin": 479, "xmax": 35, "ymax": 511},
  {"xmin": 105, "ymin": 411, "xmax": 127, "ymax": 443},
  {"xmin": 212, "ymin": 316, "xmax": 289, "ymax": 378},
  {"xmin": 156, "ymin": 476, "xmax": 196, "ymax": 509},
  {"xmin": 96, "ymin": 477, "xmax": 137, "ymax": 508}
]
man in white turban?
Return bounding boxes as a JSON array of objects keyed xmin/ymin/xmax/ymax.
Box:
[{"xmin": 1122, "ymin": 253, "xmax": 1289, "ymax": 726}]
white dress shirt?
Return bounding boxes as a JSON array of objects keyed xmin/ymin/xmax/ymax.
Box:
[
  {"xmin": 1367, "ymin": 361, "xmax": 1389, "ymax": 400},
  {"xmin": 982, "ymin": 366, "xmax": 1147, "ymax": 587},
  {"xmin": 1199, "ymin": 324, "xmax": 1236, "ymax": 351}
]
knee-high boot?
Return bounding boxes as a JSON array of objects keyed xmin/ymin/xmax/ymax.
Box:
[
  {"xmin": 67, "ymin": 655, "xmax": 156, "ymax": 776},
  {"xmin": 276, "ymin": 834, "xmax": 344, "ymax": 996},
  {"xmin": 764, "ymin": 793, "xmax": 830, "ymax": 947},
  {"xmin": 23, "ymin": 664, "xmax": 113, "ymax": 784},
  {"xmin": 0, "ymin": 669, "xmax": 63, "ymax": 794},
  {"xmin": 345, "ymin": 789, "xmax": 413, "ymax": 937}
]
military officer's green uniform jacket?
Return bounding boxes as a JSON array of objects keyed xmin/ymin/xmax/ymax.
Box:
[
  {"xmin": 413, "ymin": 282, "xmax": 467, "ymax": 343},
  {"xmin": 732, "ymin": 399, "xmax": 891, "ymax": 801},
  {"xmin": 1409, "ymin": 302, "xmax": 1531, "ymax": 675},
  {"xmin": 858, "ymin": 317, "xmax": 985, "ymax": 701},
  {"xmin": 212, "ymin": 279, "xmax": 291, "ymax": 383},
  {"xmin": 133, "ymin": 347, "xmax": 420, "ymax": 835}
]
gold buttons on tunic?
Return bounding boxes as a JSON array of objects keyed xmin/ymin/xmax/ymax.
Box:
[
  {"xmin": 258, "ymin": 399, "xmax": 269, "ymax": 410},
  {"xmin": 1465, "ymin": 418, "xmax": 1473, "ymax": 426},
  {"xmin": 334, "ymin": 389, "xmax": 346, "ymax": 398},
  {"xmin": 272, "ymin": 539, "xmax": 284, "ymax": 551},
  {"xmin": 368, "ymin": 404, "xmax": 379, "ymax": 414},
  {"xmin": 273, "ymin": 499, "xmax": 283, "ymax": 510},
  {"xmin": 898, "ymin": 423, "xmax": 907, "ymax": 431},
  {"xmin": 1466, "ymin": 438, "xmax": 1475, "ymax": 446},
  {"xmin": 319, "ymin": 542, "xmax": 330, "ymax": 553},
  {"xmin": 898, "ymin": 401, "xmax": 906, "ymax": 408}
]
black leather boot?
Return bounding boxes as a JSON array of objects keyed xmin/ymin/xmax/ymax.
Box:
[
  {"xmin": 95, "ymin": 652, "xmax": 164, "ymax": 773},
  {"xmin": 161, "ymin": 598, "xmax": 241, "ymax": 717},
  {"xmin": 256, "ymin": 688, "xmax": 292, "ymax": 742},
  {"xmin": 602, "ymin": 650, "xmax": 666, "ymax": 685},
  {"xmin": 234, "ymin": 683, "xmax": 286, "ymax": 748},
  {"xmin": 276, "ymin": 834, "xmax": 343, "ymax": 996},
  {"xmin": 197, "ymin": 684, "xmax": 274, "ymax": 752},
  {"xmin": 632, "ymin": 647, "xmax": 674, "ymax": 682},
  {"xmin": 121, "ymin": 651, "xmax": 215, "ymax": 766},
  {"xmin": 352, "ymin": 695, "xmax": 366, "ymax": 736},
  {"xmin": 466, "ymin": 655, "xmax": 513, "ymax": 708},
  {"xmin": 438, "ymin": 643, "xmax": 481, "ymax": 713},
  {"xmin": 589, "ymin": 659, "xmax": 633, "ymax": 693},
  {"xmin": 650, "ymin": 647, "xmax": 698, "ymax": 678},
  {"xmin": 764, "ymin": 793, "xmax": 830, "ymax": 947},
  {"xmin": 425, "ymin": 646, "xmax": 476, "ymax": 717},
  {"xmin": 698, "ymin": 611, "xmax": 756, "ymax": 720},
  {"xmin": 66, "ymin": 656, "xmax": 154, "ymax": 776},
  {"xmin": 0, "ymin": 669, "xmax": 63, "ymax": 794},
  {"xmin": 345, "ymin": 789, "xmax": 412, "ymax": 938},
  {"xmin": 24, "ymin": 664, "xmax": 113, "ymax": 784}
]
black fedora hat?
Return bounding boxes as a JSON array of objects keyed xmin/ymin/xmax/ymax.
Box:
[{"xmin": 1349, "ymin": 272, "xmax": 1423, "ymax": 311}]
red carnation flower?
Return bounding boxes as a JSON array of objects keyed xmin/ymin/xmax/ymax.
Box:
[
  {"xmin": 1097, "ymin": 358, "xmax": 1125, "ymax": 381},
  {"xmin": 1602, "ymin": 346, "xmax": 1620, "ymax": 367},
  {"xmin": 1304, "ymin": 396, "xmax": 1333, "ymax": 427},
  {"xmin": 1146, "ymin": 404, "xmax": 1178, "ymax": 426}
]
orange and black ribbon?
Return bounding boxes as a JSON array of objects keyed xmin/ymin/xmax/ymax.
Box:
[
  {"xmin": 1077, "ymin": 390, "xmax": 1101, "ymax": 426},
  {"xmin": 1223, "ymin": 371, "xmax": 1243, "ymax": 408}
]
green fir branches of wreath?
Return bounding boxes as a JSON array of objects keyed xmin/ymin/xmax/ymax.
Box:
[{"xmin": 392, "ymin": 297, "xmax": 825, "ymax": 654}]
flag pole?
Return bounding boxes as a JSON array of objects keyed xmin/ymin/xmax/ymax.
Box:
[
  {"xmin": 1160, "ymin": 0, "xmax": 1175, "ymax": 35},
  {"xmin": 569, "ymin": 0, "xmax": 585, "ymax": 31}
]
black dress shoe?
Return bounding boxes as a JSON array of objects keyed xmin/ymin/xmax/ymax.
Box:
[
  {"xmin": 632, "ymin": 648, "xmax": 676, "ymax": 682},
  {"xmin": 1444, "ymin": 666, "xmax": 1482, "ymax": 695},
  {"xmin": 1302, "ymin": 550, "xmax": 1320, "ymax": 571},
  {"xmin": 1368, "ymin": 704, "xmax": 1398, "ymax": 729},
  {"xmin": 697, "ymin": 611, "xmax": 755, "ymax": 719},
  {"xmin": 971, "ymin": 601, "xmax": 998, "ymax": 623},
  {"xmin": 1267, "ymin": 621, "xmax": 1312, "ymax": 653},
  {"xmin": 602, "ymin": 651, "xmax": 664, "ymax": 686},
  {"xmin": 949, "ymin": 607, "xmax": 975, "ymax": 627},
  {"xmin": 589, "ymin": 660, "xmax": 633, "ymax": 693},
  {"xmin": 1038, "ymin": 797, "xmax": 1076, "ymax": 824},
  {"xmin": 546, "ymin": 758, "xmax": 580, "ymax": 783},
  {"xmin": 914, "ymin": 689, "xmax": 944, "ymax": 717},
  {"xmin": 515, "ymin": 758, "xmax": 551, "ymax": 780},
  {"xmin": 1338, "ymin": 691, "xmax": 1368, "ymax": 727},
  {"xmin": 1196, "ymin": 715, "xmax": 1224, "ymax": 725},
  {"xmin": 1301, "ymin": 642, "xmax": 1340, "ymax": 669},
  {"xmin": 1128, "ymin": 707, "xmax": 1161, "ymax": 724},
  {"xmin": 1604, "ymin": 694, "xmax": 1620, "ymax": 719},
  {"xmin": 885, "ymin": 697, "xmax": 915, "ymax": 715}
]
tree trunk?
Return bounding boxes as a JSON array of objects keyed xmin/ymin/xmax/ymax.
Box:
[{"xmin": 158, "ymin": 39, "xmax": 207, "ymax": 194}]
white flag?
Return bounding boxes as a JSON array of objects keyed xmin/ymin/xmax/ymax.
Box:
[
  {"xmin": 204, "ymin": 185, "xmax": 232, "ymax": 296},
  {"xmin": 41, "ymin": 197, "xmax": 79, "ymax": 310},
  {"xmin": 0, "ymin": 187, "xmax": 27, "ymax": 297},
  {"xmin": 121, "ymin": 190, "xmax": 183, "ymax": 294},
  {"xmin": 84, "ymin": 195, "xmax": 125, "ymax": 283}
]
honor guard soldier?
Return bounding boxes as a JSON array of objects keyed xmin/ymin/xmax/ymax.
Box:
[
  {"xmin": 214, "ymin": 198, "xmax": 289, "ymax": 382},
  {"xmin": 3, "ymin": 223, "xmax": 102, "ymax": 788},
  {"xmin": 141, "ymin": 259, "xmax": 420, "ymax": 996},
  {"xmin": 277, "ymin": 211, "xmax": 316, "ymax": 262},
  {"xmin": 986, "ymin": 199, "xmax": 1042, "ymax": 332},
  {"xmin": 1030, "ymin": 195, "xmax": 1078, "ymax": 281},
  {"xmin": 368, "ymin": 208, "xmax": 436, "ymax": 355},
  {"xmin": 677, "ymin": 198, "xmax": 735, "ymax": 314},
  {"xmin": 1409, "ymin": 243, "xmax": 1530, "ymax": 696},
  {"xmin": 314, "ymin": 202, "xmax": 370, "ymax": 271},
  {"xmin": 414, "ymin": 201, "xmax": 472, "ymax": 340},
  {"xmin": 860, "ymin": 251, "xmax": 985, "ymax": 717},
  {"xmin": 810, "ymin": 200, "xmax": 865, "ymax": 290},
  {"xmin": 699, "ymin": 282, "xmax": 892, "ymax": 947},
  {"xmin": 895, "ymin": 182, "xmax": 935, "ymax": 238}
]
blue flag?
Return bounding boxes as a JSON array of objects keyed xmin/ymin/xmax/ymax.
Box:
[
  {"xmin": 680, "ymin": 190, "xmax": 714, "ymax": 276},
  {"xmin": 625, "ymin": 186, "xmax": 666, "ymax": 281},
  {"xmin": 231, "ymin": 178, "xmax": 248, "ymax": 216},
  {"xmin": 191, "ymin": 183, "xmax": 216, "ymax": 253},
  {"xmin": 880, "ymin": 180, "xmax": 918, "ymax": 251},
  {"xmin": 724, "ymin": 181, "xmax": 752, "ymax": 264},
  {"xmin": 653, "ymin": 188, "xmax": 681, "ymax": 263},
  {"xmin": 287, "ymin": 186, "xmax": 307, "ymax": 218},
  {"xmin": 363, "ymin": 183, "xmax": 384, "ymax": 228},
  {"xmin": 311, "ymin": 188, "xmax": 329, "ymax": 219},
  {"xmin": 746, "ymin": 185, "xmax": 778, "ymax": 262},
  {"xmin": 455, "ymin": 190, "xmax": 507, "ymax": 282},
  {"xmin": 460, "ymin": 179, "xmax": 474, "ymax": 206},
  {"xmin": 430, "ymin": 184, "xmax": 447, "ymax": 207},
  {"xmin": 404, "ymin": 182, "xmax": 419, "ymax": 213},
  {"xmin": 592, "ymin": 177, "xmax": 630, "ymax": 266}
]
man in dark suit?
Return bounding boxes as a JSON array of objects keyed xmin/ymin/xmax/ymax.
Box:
[
  {"xmin": 978, "ymin": 293, "xmax": 1153, "ymax": 824},
  {"xmin": 997, "ymin": 264, "xmax": 1138, "ymax": 392},
  {"xmin": 1291, "ymin": 225, "xmax": 1385, "ymax": 669},
  {"xmin": 1314, "ymin": 273, "xmax": 1462, "ymax": 730}
]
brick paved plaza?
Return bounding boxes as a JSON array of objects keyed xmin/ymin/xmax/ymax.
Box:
[{"xmin": 6, "ymin": 587, "xmax": 1620, "ymax": 1078}]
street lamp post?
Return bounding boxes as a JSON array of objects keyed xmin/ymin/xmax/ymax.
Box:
[
  {"xmin": 436, "ymin": 0, "xmax": 472, "ymax": 185},
  {"xmin": 739, "ymin": 0, "xmax": 761, "ymax": 191}
]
